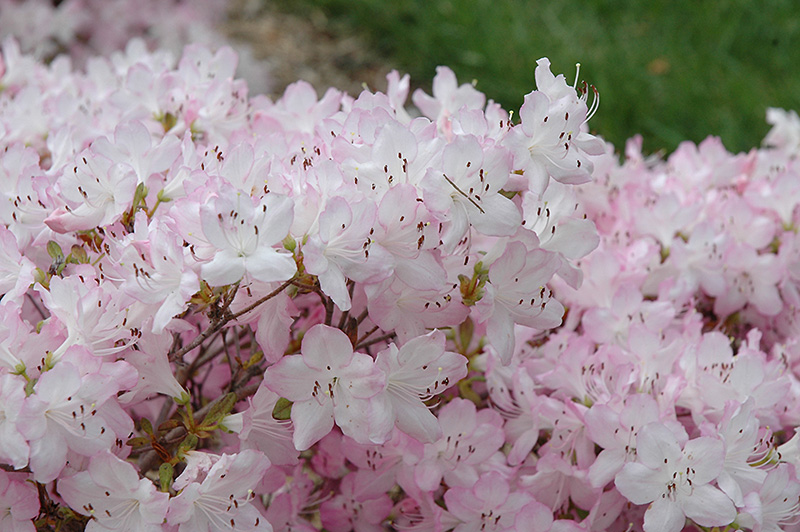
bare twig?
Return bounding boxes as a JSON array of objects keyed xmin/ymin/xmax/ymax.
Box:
[
  {"xmin": 355, "ymin": 331, "xmax": 396, "ymax": 350},
  {"xmin": 137, "ymin": 381, "xmax": 261, "ymax": 473}
]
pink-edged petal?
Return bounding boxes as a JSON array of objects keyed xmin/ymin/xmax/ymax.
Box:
[
  {"xmin": 87, "ymin": 451, "xmax": 140, "ymax": 492},
  {"xmin": 263, "ymin": 356, "xmax": 317, "ymax": 401},
  {"xmin": 201, "ymin": 251, "xmax": 245, "ymax": 286},
  {"xmin": 415, "ymin": 460, "xmax": 444, "ymax": 492},
  {"xmin": 317, "ymin": 265, "xmax": 352, "ymax": 311},
  {"xmin": 259, "ymin": 194, "xmax": 295, "ymax": 244},
  {"xmin": 636, "ymin": 423, "xmax": 682, "ymax": 470},
  {"xmin": 615, "ymin": 462, "xmax": 665, "ymax": 505},
  {"xmin": 683, "ymin": 437, "xmax": 725, "ymax": 484},
  {"xmin": 291, "ymin": 400, "xmax": 335, "ymax": 451},
  {"xmin": 468, "ymin": 193, "xmax": 521, "ymax": 237},
  {"xmin": 394, "ymin": 396, "xmax": 441, "ymax": 443},
  {"xmin": 588, "ymin": 449, "xmax": 626, "ymax": 489},
  {"xmin": 473, "ymin": 472, "xmax": 510, "ymax": 509},
  {"xmin": 643, "ymin": 498, "xmax": 686, "ymax": 532},
  {"xmin": 681, "ymin": 484, "xmax": 736, "ymax": 527},
  {"xmin": 245, "ymin": 248, "xmax": 296, "ymax": 283},
  {"xmin": 302, "ymin": 325, "xmax": 354, "ymax": 371},
  {"xmin": 333, "ymin": 394, "xmax": 373, "ymax": 444}
]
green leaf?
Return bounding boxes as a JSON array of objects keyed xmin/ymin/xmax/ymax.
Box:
[
  {"xmin": 46, "ymin": 240, "xmax": 64, "ymax": 261},
  {"xmin": 158, "ymin": 419, "xmax": 182, "ymax": 432},
  {"xmin": 242, "ymin": 350, "xmax": 263, "ymax": 370},
  {"xmin": 200, "ymin": 392, "xmax": 237, "ymax": 427},
  {"xmin": 33, "ymin": 267, "xmax": 48, "ymax": 288},
  {"xmin": 140, "ymin": 417, "xmax": 154, "ymax": 436},
  {"xmin": 69, "ymin": 244, "xmax": 89, "ymax": 264},
  {"xmin": 174, "ymin": 390, "xmax": 191, "ymax": 406},
  {"xmin": 272, "ymin": 397, "xmax": 293, "ymax": 420},
  {"xmin": 125, "ymin": 436, "xmax": 151, "ymax": 448},
  {"xmin": 132, "ymin": 182, "xmax": 149, "ymax": 207},
  {"xmin": 24, "ymin": 377, "xmax": 36, "ymax": 397},
  {"xmin": 159, "ymin": 463, "xmax": 174, "ymax": 492},
  {"xmin": 458, "ymin": 317, "xmax": 474, "ymax": 353},
  {"xmin": 176, "ymin": 433, "xmax": 198, "ymax": 459}
]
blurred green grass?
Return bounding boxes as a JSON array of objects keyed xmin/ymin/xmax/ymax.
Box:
[{"xmin": 273, "ymin": 0, "xmax": 799, "ymax": 154}]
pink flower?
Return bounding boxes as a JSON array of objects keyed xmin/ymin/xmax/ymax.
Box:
[
  {"xmin": 503, "ymin": 58, "xmax": 603, "ymax": 194},
  {"xmin": 320, "ymin": 470, "xmax": 394, "ymax": 532},
  {"xmin": 167, "ymin": 450, "xmax": 272, "ymax": 532},
  {"xmin": 200, "ymin": 185, "xmax": 296, "ymax": 286},
  {"xmin": 0, "ymin": 374, "xmax": 29, "ymax": 469},
  {"xmin": 410, "ymin": 398, "xmax": 505, "ymax": 491},
  {"xmin": 303, "ymin": 196, "xmax": 392, "ymax": 311},
  {"xmin": 18, "ymin": 360, "xmax": 134, "ymax": 482},
  {"xmin": 475, "ymin": 241, "xmax": 564, "ymax": 363},
  {"xmin": 615, "ymin": 423, "xmax": 736, "ymax": 532},
  {"xmin": 89, "ymin": 119, "xmax": 180, "ymax": 185},
  {"xmin": 737, "ymin": 463, "xmax": 800, "ymax": 532},
  {"xmin": 584, "ymin": 394, "xmax": 667, "ymax": 489},
  {"xmin": 444, "ymin": 471, "xmax": 545, "ymax": 532},
  {"xmin": 45, "ymin": 148, "xmax": 138, "ymax": 233},
  {"xmin": 412, "ymin": 66, "xmax": 485, "ymax": 136},
  {"xmin": 0, "ymin": 470, "xmax": 38, "ymax": 532},
  {"xmin": 229, "ymin": 383, "xmax": 299, "ymax": 466},
  {"xmin": 263, "ymin": 324, "xmax": 385, "ymax": 450},
  {"xmin": 59, "ymin": 451, "xmax": 169, "ymax": 532},
  {"xmin": 120, "ymin": 221, "xmax": 200, "ymax": 334},
  {"xmin": 369, "ymin": 330, "xmax": 468, "ymax": 443}
]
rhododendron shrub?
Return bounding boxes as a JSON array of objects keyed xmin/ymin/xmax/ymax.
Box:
[
  {"xmin": 0, "ymin": 0, "xmax": 270, "ymax": 93},
  {"xmin": 2, "ymin": 31, "xmax": 800, "ymax": 532}
]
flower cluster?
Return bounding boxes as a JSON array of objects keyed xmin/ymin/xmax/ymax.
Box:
[
  {"xmin": 0, "ymin": 0, "xmax": 270, "ymax": 93},
  {"xmin": 1, "ymin": 27, "xmax": 800, "ymax": 532}
]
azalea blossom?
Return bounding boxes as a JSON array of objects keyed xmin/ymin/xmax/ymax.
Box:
[
  {"xmin": 615, "ymin": 423, "xmax": 736, "ymax": 532},
  {"xmin": 200, "ymin": 184, "xmax": 296, "ymax": 286},
  {"xmin": 369, "ymin": 330, "xmax": 468, "ymax": 443},
  {"xmin": 59, "ymin": 451, "xmax": 169, "ymax": 532},
  {"xmin": 167, "ymin": 450, "xmax": 272, "ymax": 532},
  {"xmin": 263, "ymin": 324, "xmax": 385, "ymax": 450}
]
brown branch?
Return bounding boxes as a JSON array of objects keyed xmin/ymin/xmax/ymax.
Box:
[
  {"xmin": 137, "ymin": 381, "xmax": 261, "ymax": 473},
  {"xmin": 169, "ymin": 278, "xmax": 294, "ymax": 363},
  {"xmin": 356, "ymin": 331, "xmax": 396, "ymax": 350}
]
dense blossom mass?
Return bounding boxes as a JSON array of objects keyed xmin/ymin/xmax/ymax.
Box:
[{"xmin": 1, "ymin": 6, "xmax": 800, "ymax": 532}]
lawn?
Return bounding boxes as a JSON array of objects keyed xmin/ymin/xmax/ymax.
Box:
[{"xmin": 274, "ymin": 0, "xmax": 800, "ymax": 154}]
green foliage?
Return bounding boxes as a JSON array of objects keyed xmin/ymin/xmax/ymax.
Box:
[{"xmin": 273, "ymin": 0, "xmax": 800, "ymax": 153}]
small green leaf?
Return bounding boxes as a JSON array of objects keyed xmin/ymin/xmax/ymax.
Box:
[
  {"xmin": 200, "ymin": 392, "xmax": 237, "ymax": 427},
  {"xmin": 161, "ymin": 112, "xmax": 177, "ymax": 132},
  {"xmin": 132, "ymin": 182, "xmax": 149, "ymax": 207},
  {"xmin": 458, "ymin": 317, "xmax": 474, "ymax": 353},
  {"xmin": 283, "ymin": 235, "xmax": 297, "ymax": 252},
  {"xmin": 125, "ymin": 436, "xmax": 151, "ymax": 448},
  {"xmin": 140, "ymin": 417, "xmax": 154, "ymax": 436},
  {"xmin": 174, "ymin": 390, "xmax": 191, "ymax": 406},
  {"xmin": 158, "ymin": 462, "xmax": 174, "ymax": 492},
  {"xmin": 176, "ymin": 433, "xmax": 198, "ymax": 459},
  {"xmin": 242, "ymin": 350, "xmax": 263, "ymax": 370},
  {"xmin": 69, "ymin": 244, "xmax": 89, "ymax": 264},
  {"xmin": 272, "ymin": 397, "xmax": 293, "ymax": 420},
  {"xmin": 46, "ymin": 240, "xmax": 64, "ymax": 261},
  {"xmin": 158, "ymin": 419, "xmax": 182, "ymax": 432}
]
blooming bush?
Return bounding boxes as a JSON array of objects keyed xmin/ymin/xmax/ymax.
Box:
[
  {"xmin": 0, "ymin": 0, "xmax": 270, "ymax": 93},
  {"xmin": 1, "ymin": 13, "xmax": 800, "ymax": 532}
]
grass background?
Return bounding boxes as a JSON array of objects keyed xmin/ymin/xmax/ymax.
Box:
[{"xmin": 273, "ymin": 0, "xmax": 799, "ymax": 154}]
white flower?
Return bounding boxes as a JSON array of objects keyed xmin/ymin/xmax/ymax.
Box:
[
  {"xmin": 167, "ymin": 450, "xmax": 272, "ymax": 532},
  {"xmin": 615, "ymin": 423, "xmax": 736, "ymax": 532}
]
